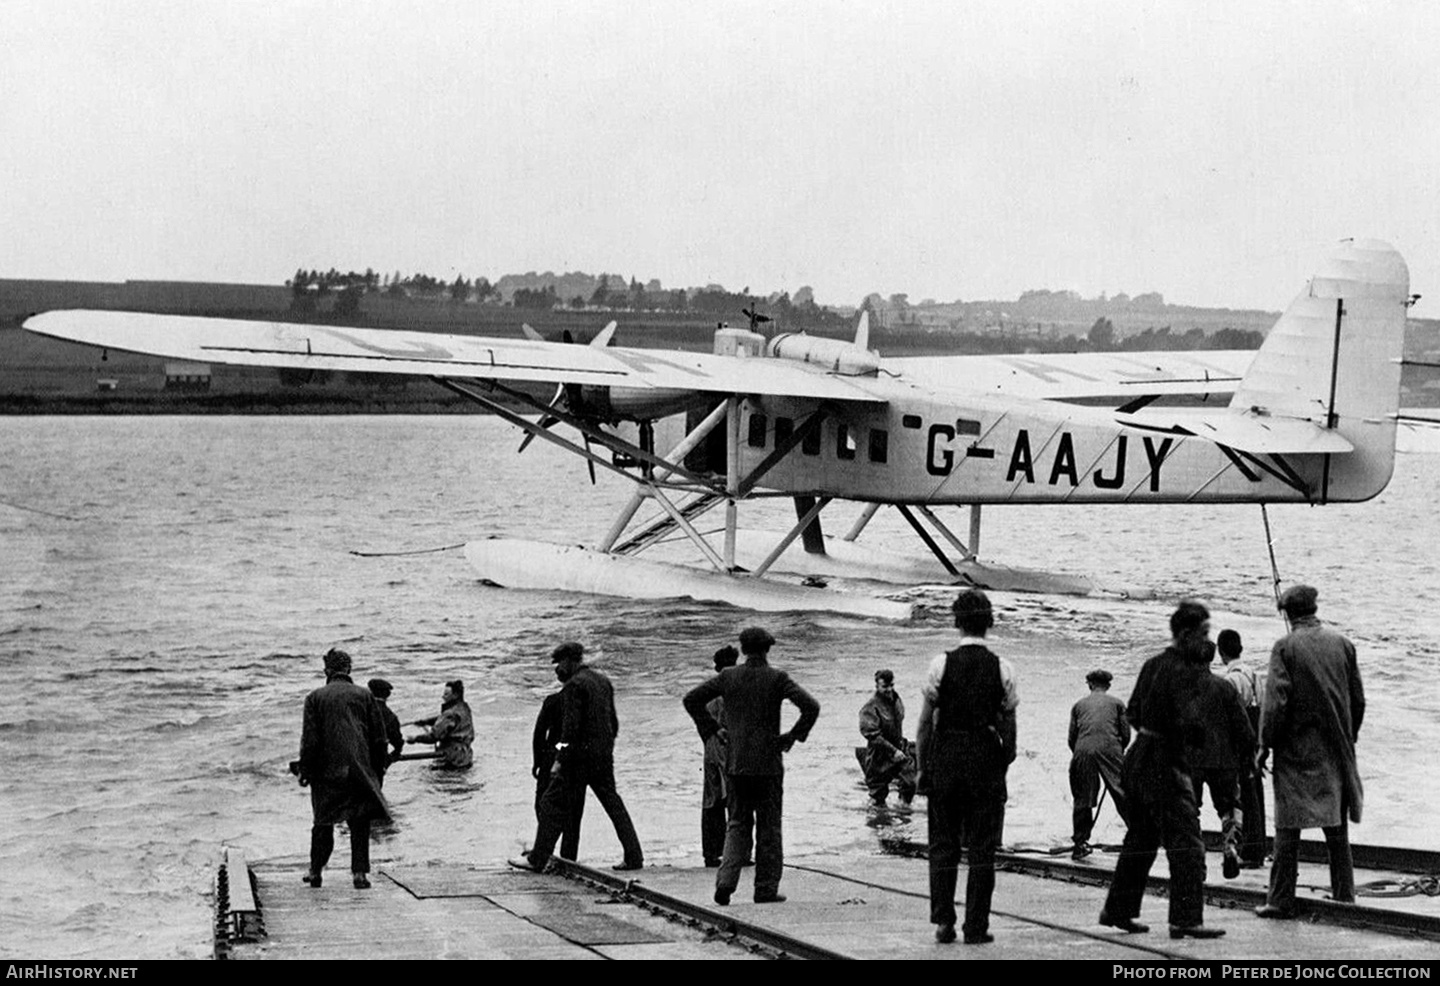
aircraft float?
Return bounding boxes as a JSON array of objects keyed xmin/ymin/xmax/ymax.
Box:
[{"xmin": 22, "ymin": 239, "xmax": 1418, "ymax": 619}]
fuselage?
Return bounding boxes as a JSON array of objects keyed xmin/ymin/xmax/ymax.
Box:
[{"xmin": 739, "ymin": 391, "xmax": 1394, "ymax": 506}]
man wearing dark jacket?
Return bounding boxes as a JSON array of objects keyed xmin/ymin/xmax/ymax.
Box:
[
  {"xmin": 514, "ymin": 643, "xmax": 644, "ymax": 873},
  {"xmin": 1099, "ymin": 601, "xmax": 1224, "ymax": 940},
  {"xmin": 700, "ymin": 645, "xmax": 739, "ymax": 866},
  {"xmin": 683, "ymin": 627, "xmax": 820, "ymax": 906},
  {"xmin": 1187, "ymin": 645, "xmax": 1256, "ymax": 880},
  {"xmin": 1068, "ymin": 669, "xmax": 1130, "ymax": 858},
  {"xmin": 367, "ymin": 678, "xmax": 405, "ymax": 785},
  {"xmin": 531, "ymin": 686, "xmax": 583, "ymax": 861},
  {"xmin": 298, "ymin": 649, "xmax": 390, "ymax": 890}
]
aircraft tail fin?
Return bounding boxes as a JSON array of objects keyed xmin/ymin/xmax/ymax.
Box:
[
  {"xmin": 1230, "ymin": 238, "xmax": 1409, "ymax": 500},
  {"xmin": 853, "ymin": 311, "xmax": 870, "ymax": 352}
]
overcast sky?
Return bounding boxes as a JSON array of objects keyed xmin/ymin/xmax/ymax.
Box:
[{"xmin": 4, "ymin": 0, "xmax": 1438, "ymax": 315}]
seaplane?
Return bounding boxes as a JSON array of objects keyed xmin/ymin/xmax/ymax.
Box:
[{"xmin": 22, "ymin": 238, "xmax": 1417, "ymax": 619}]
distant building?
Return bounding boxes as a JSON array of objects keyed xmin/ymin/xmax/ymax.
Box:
[
  {"xmin": 96, "ymin": 378, "xmax": 118, "ymax": 392},
  {"xmin": 164, "ymin": 362, "xmax": 211, "ymax": 392}
]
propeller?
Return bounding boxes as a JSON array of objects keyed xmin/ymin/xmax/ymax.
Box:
[
  {"xmin": 742, "ymin": 305, "xmax": 773, "ymax": 333},
  {"xmin": 515, "ymin": 321, "xmax": 619, "ymax": 484}
]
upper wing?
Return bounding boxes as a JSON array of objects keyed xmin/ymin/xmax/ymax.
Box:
[
  {"xmin": 886, "ymin": 350, "xmax": 1252, "ymax": 403},
  {"xmin": 23, "ymin": 310, "xmax": 887, "ymax": 404}
]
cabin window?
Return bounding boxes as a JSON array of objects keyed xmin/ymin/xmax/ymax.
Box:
[
  {"xmin": 902, "ymin": 414, "xmax": 922, "ymax": 429},
  {"xmin": 956, "ymin": 418, "xmax": 981, "ymax": 436},
  {"xmin": 869, "ymin": 428, "xmax": 889, "ymax": 464},
  {"xmin": 774, "ymin": 416, "xmax": 794, "ymax": 447},
  {"xmin": 836, "ymin": 423, "xmax": 857, "ymax": 460},
  {"xmin": 748, "ymin": 413, "xmax": 768, "ymax": 448},
  {"xmin": 801, "ymin": 422, "xmax": 821, "ymax": 456}
]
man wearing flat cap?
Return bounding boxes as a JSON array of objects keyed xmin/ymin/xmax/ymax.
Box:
[
  {"xmin": 1099, "ymin": 600, "xmax": 1224, "ymax": 940},
  {"xmin": 515, "ymin": 642, "xmax": 644, "ymax": 873},
  {"xmin": 683, "ymin": 626, "xmax": 820, "ymax": 905},
  {"xmin": 1255, "ymin": 585, "xmax": 1365, "ymax": 919},
  {"xmin": 1068, "ymin": 669, "xmax": 1130, "ymax": 859},
  {"xmin": 298, "ymin": 648, "xmax": 390, "ymax": 889},
  {"xmin": 916, "ymin": 589, "xmax": 1018, "ymax": 945},
  {"xmin": 367, "ymin": 678, "xmax": 405, "ymax": 783}
]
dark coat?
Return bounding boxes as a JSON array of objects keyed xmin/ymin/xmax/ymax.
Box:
[
  {"xmin": 702, "ymin": 695, "xmax": 727, "ymax": 809},
  {"xmin": 559, "ymin": 665, "xmax": 620, "ymax": 763},
  {"xmin": 1126, "ymin": 645, "xmax": 1208, "ymax": 768},
  {"xmin": 1261, "ymin": 616, "xmax": 1365, "ymax": 827},
  {"xmin": 299, "ymin": 674, "xmax": 390, "ymax": 825},
  {"xmin": 1183, "ymin": 671, "xmax": 1255, "ymax": 770},
  {"xmin": 1069, "ymin": 691, "xmax": 1130, "ymax": 756},
  {"xmin": 532, "ymin": 690, "xmax": 565, "ymax": 778},
  {"xmin": 378, "ymin": 701, "xmax": 404, "ymax": 765},
  {"xmin": 683, "ymin": 656, "xmax": 820, "ymax": 776}
]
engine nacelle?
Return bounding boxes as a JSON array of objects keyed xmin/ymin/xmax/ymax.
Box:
[
  {"xmin": 766, "ymin": 332, "xmax": 880, "ymax": 376},
  {"xmin": 580, "ymin": 385, "xmax": 713, "ymax": 423}
]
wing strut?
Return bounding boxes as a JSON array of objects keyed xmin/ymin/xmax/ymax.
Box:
[
  {"xmin": 749, "ymin": 497, "xmax": 833, "ymax": 577},
  {"xmin": 437, "ymin": 377, "xmax": 719, "ymax": 489}
]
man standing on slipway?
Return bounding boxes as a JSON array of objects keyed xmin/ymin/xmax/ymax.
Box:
[
  {"xmin": 683, "ymin": 627, "xmax": 820, "ymax": 906},
  {"xmin": 298, "ymin": 648, "xmax": 389, "ymax": 890},
  {"xmin": 1255, "ymin": 585, "xmax": 1365, "ymax": 918},
  {"xmin": 917, "ymin": 589, "xmax": 1018, "ymax": 946}
]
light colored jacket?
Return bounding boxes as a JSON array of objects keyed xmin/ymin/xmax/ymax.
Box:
[{"xmin": 1261, "ymin": 616, "xmax": 1365, "ymax": 827}]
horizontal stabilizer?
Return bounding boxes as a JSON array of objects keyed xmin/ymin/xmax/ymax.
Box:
[{"xmin": 1126, "ymin": 408, "xmax": 1354, "ymax": 454}]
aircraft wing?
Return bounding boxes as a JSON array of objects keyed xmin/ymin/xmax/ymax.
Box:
[
  {"xmin": 887, "ymin": 350, "xmax": 1252, "ymax": 403},
  {"xmin": 23, "ymin": 310, "xmax": 887, "ymax": 404}
]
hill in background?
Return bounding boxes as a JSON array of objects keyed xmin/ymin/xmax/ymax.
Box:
[{"xmin": 2, "ymin": 277, "xmax": 1436, "ymax": 411}]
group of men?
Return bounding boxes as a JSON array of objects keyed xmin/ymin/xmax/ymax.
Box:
[
  {"xmin": 1094, "ymin": 586, "xmax": 1365, "ymax": 939},
  {"xmin": 506, "ymin": 627, "xmax": 821, "ymax": 907},
  {"xmin": 293, "ymin": 580, "xmax": 1366, "ymax": 948},
  {"xmin": 1069, "ymin": 629, "xmax": 1266, "ymax": 875},
  {"xmin": 293, "ymin": 652, "xmax": 474, "ymax": 888}
]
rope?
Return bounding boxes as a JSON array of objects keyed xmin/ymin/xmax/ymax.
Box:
[
  {"xmin": 349, "ymin": 542, "xmax": 466, "ymax": 557},
  {"xmin": 0, "ymin": 495, "xmax": 80, "ymax": 521},
  {"xmin": 1356, "ymin": 876, "xmax": 1440, "ymax": 898}
]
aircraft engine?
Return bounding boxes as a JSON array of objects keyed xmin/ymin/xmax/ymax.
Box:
[
  {"xmin": 766, "ymin": 332, "xmax": 880, "ymax": 376},
  {"xmin": 581, "ymin": 386, "xmax": 713, "ymax": 423}
]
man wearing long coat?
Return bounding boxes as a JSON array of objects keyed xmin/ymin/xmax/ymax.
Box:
[
  {"xmin": 299, "ymin": 649, "xmax": 390, "ymax": 889},
  {"xmin": 1255, "ymin": 585, "xmax": 1365, "ymax": 918}
]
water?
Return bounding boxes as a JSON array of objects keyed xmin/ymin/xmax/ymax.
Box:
[{"xmin": 1, "ymin": 415, "xmax": 1437, "ymax": 958}]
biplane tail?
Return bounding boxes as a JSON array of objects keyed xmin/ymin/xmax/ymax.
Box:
[{"xmin": 1227, "ymin": 238, "xmax": 1409, "ymax": 501}]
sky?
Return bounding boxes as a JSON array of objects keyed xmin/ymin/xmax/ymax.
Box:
[{"xmin": 4, "ymin": 0, "xmax": 1439, "ymax": 315}]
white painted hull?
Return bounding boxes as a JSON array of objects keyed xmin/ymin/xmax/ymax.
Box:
[{"xmin": 463, "ymin": 538, "xmax": 915, "ymax": 620}]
